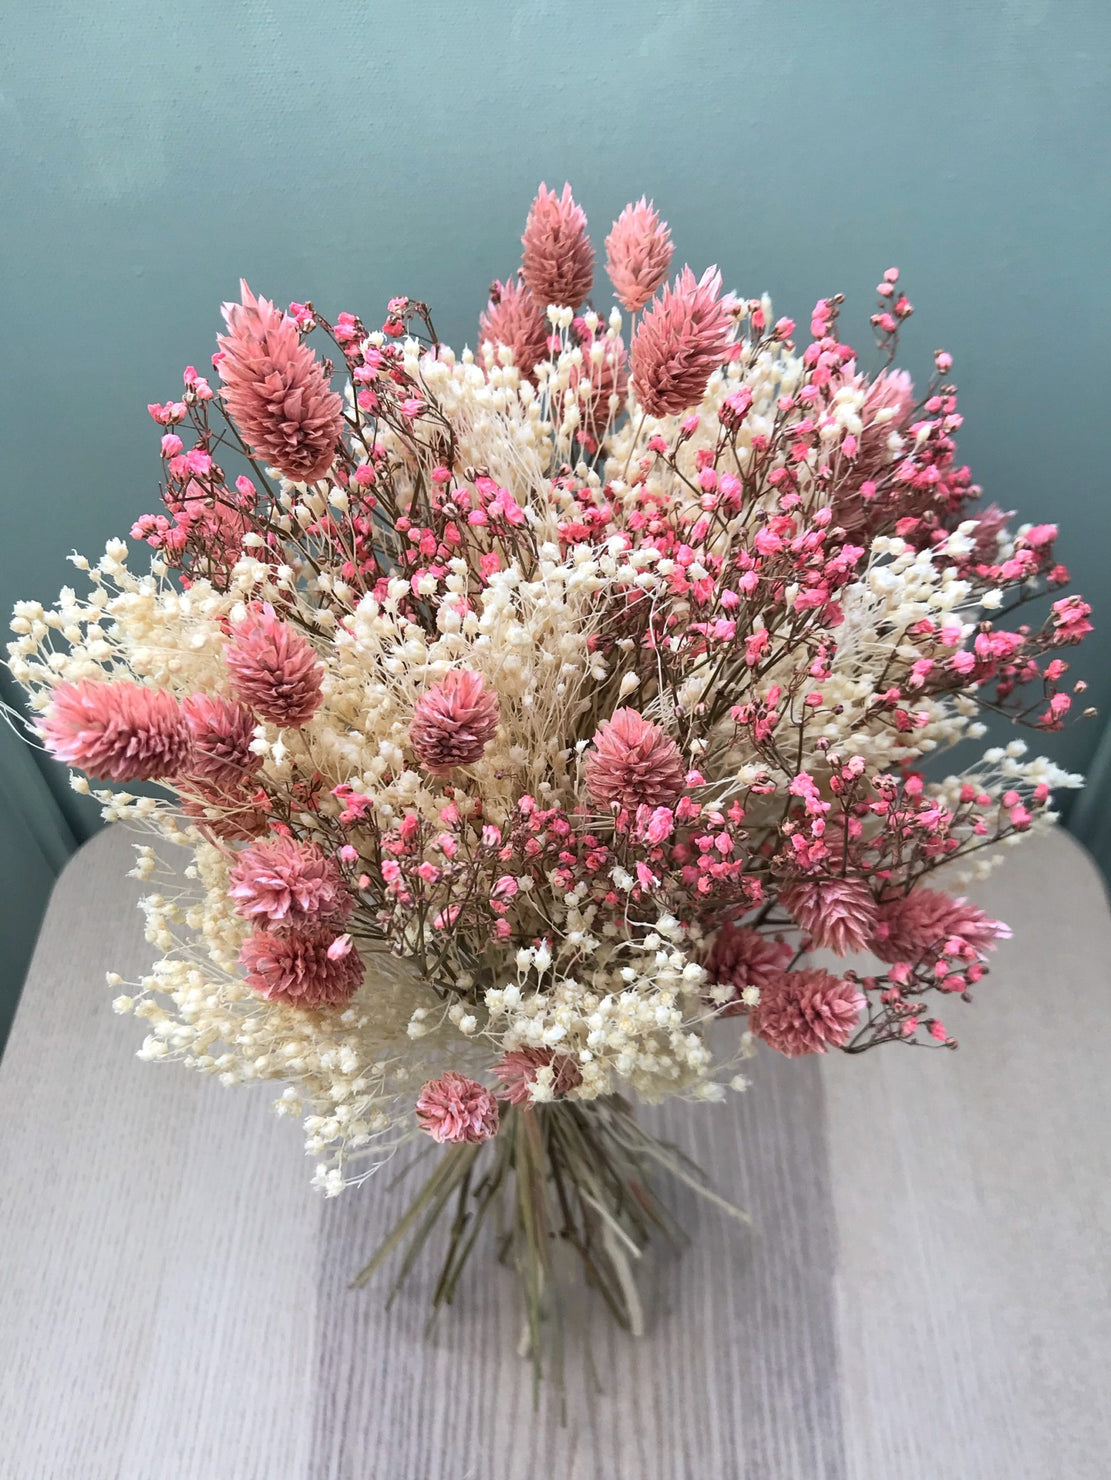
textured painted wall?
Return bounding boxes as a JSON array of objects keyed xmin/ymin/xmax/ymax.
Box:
[{"xmin": 2, "ymin": 0, "xmax": 1109, "ymax": 1040}]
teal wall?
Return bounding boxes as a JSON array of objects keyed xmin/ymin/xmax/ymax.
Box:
[{"xmin": 2, "ymin": 0, "xmax": 1109, "ymax": 1045}]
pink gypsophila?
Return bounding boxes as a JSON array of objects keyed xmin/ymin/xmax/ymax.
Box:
[
  {"xmin": 584, "ymin": 708, "xmax": 687, "ymax": 813},
  {"xmin": 872, "ymin": 888, "xmax": 1011, "ymax": 965},
  {"xmin": 239, "ymin": 928, "xmax": 363, "ymax": 1008},
  {"xmin": 181, "ymin": 693, "xmax": 262, "ymax": 789},
  {"xmin": 229, "ymin": 836, "xmax": 352, "ymax": 930},
  {"xmin": 409, "ymin": 669, "xmax": 499, "ymax": 774},
  {"xmin": 780, "ymin": 876, "xmax": 878, "ymax": 956},
  {"xmin": 223, "ymin": 604, "xmax": 324, "ymax": 727},
  {"xmin": 605, "ymin": 197, "xmax": 674, "ymax": 313},
  {"xmin": 479, "ymin": 278, "xmax": 550, "ymax": 381},
  {"xmin": 752, "ymin": 969, "xmax": 866, "ymax": 1058},
  {"xmin": 41, "ymin": 679, "xmax": 191, "ymax": 782},
  {"xmin": 703, "ymin": 924, "xmax": 793, "ymax": 1015},
  {"xmin": 217, "ymin": 281, "xmax": 343, "ymax": 483},
  {"xmin": 520, "ymin": 183, "xmax": 594, "ymax": 310},
  {"xmin": 493, "ymin": 1048, "xmax": 584, "ymax": 1106},
  {"xmin": 630, "ymin": 265, "xmax": 732, "ymax": 418},
  {"xmin": 416, "ymin": 1072, "xmax": 500, "ymax": 1144}
]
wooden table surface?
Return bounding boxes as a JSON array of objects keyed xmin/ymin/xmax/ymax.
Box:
[{"xmin": 1, "ymin": 824, "xmax": 1109, "ymax": 1479}]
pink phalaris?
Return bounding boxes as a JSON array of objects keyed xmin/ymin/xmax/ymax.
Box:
[
  {"xmin": 479, "ymin": 277, "xmax": 550, "ymax": 381},
  {"xmin": 181, "ymin": 693, "xmax": 262, "ymax": 790},
  {"xmin": 584, "ymin": 708, "xmax": 687, "ymax": 813},
  {"xmin": 780, "ymin": 875, "xmax": 878, "ymax": 957},
  {"xmin": 239, "ymin": 927, "xmax": 363, "ymax": 1008},
  {"xmin": 41, "ymin": 679, "xmax": 191, "ymax": 782},
  {"xmin": 216, "ymin": 281, "xmax": 343, "ymax": 484},
  {"xmin": 751, "ymin": 968, "xmax": 866, "ymax": 1058},
  {"xmin": 409, "ymin": 669, "xmax": 499, "ymax": 775},
  {"xmin": 223, "ymin": 604, "xmax": 324, "ymax": 728},
  {"xmin": 871, "ymin": 888, "xmax": 1011, "ymax": 965},
  {"xmin": 520, "ymin": 182, "xmax": 594, "ymax": 310},
  {"xmin": 702, "ymin": 923, "xmax": 793, "ymax": 1016},
  {"xmin": 630, "ymin": 265, "xmax": 732, "ymax": 418},
  {"xmin": 229, "ymin": 836, "xmax": 352, "ymax": 931},
  {"xmin": 605, "ymin": 197, "xmax": 674, "ymax": 314},
  {"xmin": 416, "ymin": 1072, "xmax": 500, "ymax": 1144},
  {"xmin": 179, "ymin": 780, "xmax": 271, "ymax": 841},
  {"xmin": 493, "ymin": 1047, "xmax": 584, "ymax": 1106},
  {"xmin": 554, "ymin": 319, "xmax": 628, "ymax": 442}
]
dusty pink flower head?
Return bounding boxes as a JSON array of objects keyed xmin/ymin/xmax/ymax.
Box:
[
  {"xmin": 584, "ymin": 708, "xmax": 687, "ymax": 813},
  {"xmin": 409, "ymin": 669, "xmax": 499, "ymax": 775},
  {"xmin": 859, "ymin": 367, "xmax": 915, "ymax": 468},
  {"xmin": 630, "ymin": 265, "xmax": 732, "ymax": 418},
  {"xmin": 239, "ymin": 928, "xmax": 363, "ymax": 1008},
  {"xmin": 41, "ymin": 679, "xmax": 191, "ymax": 782},
  {"xmin": 217, "ymin": 281, "xmax": 343, "ymax": 483},
  {"xmin": 872, "ymin": 888, "xmax": 1011, "ymax": 965},
  {"xmin": 554, "ymin": 320, "xmax": 628, "ymax": 441},
  {"xmin": 752, "ymin": 968, "xmax": 866, "ymax": 1058},
  {"xmin": 520, "ymin": 183, "xmax": 594, "ymax": 310},
  {"xmin": 479, "ymin": 277, "xmax": 550, "ymax": 381},
  {"xmin": 223, "ymin": 604, "xmax": 323, "ymax": 727},
  {"xmin": 780, "ymin": 876, "xmax": 878, "ymax": 957},
  {"xmin": 416, "ymin": 1072, "xmax": 500, "ymax": 1144},
  {"xmin": 181, "ymin": 693, "xmax": 262, "ymax": 789},
  {"xmin": 229, "ymin": 835, "xmax": 351, "ymax": 930},
  {"xmin": 493, "ymin": 1048, "xmax": 584, "ymax": 1106},
  {"xmin": 605, "ymin": 197, "xmax": 674, "ymax": 313},
  {"xmin": 703, "ymin": 924, "xmax": 793, "ymax": 1016},
  {"xmin": 180, "ymin": 780, "xmax": 271, "ymax": 841}
]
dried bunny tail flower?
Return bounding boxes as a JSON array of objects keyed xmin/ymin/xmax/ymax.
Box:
[
  {"xmin": 605, "ymin": 197, "xmax": 673, "ymax": 313},
  {"xmin": 703, "ymin": 923, "xmax": 793, "ymax": 1015},
  {"xmin": 223, "ymin": 603, "xmax": 323, "ymax": 728},
  {"xmin": 416, "ymin": 1072, "xmax": 500, "ymax": 1144},
  {"xmin": 229, "ymin": 835, "xmax": 352, "ymax": 930},
  {"xmin": 181, "ymin": 693, "xmax": 262, "ymax": 789},
  {"xmin": 493, "ymin": 1048, "xmax": 583, "ymax": 1106},
  {"xmin": 40, "ymin": 679, "xmax": 191, "ymax": 783},
  {"xmin": 751, "ymin": 969, "xmax": 866, "ymax": 1058},
  {"xmin": 239, "ymin": 928, "xmax": 363, "ymax": 1008},
  {"xmin": 520, "ymin": 182, "xmax": 594, "ymax": 311},
  {"xmin": 584, "ymin": 707, "xmax": 687, "ymax": 813},
  {"xmin": 780, "ymin": 876, "xmax": 878, "ymax": 957},
  {"xmin": 216, "ymin": 280, "xmax": 343, "ymax": 484},
  {"xmin": 479, "ymin": 277, "xmax": 550, "ymax": 381},
  {"xmin": 630, "ymin": 265, "xmax": 732, "ymax": 418},
  {"xmin": 872, "ymin": 888, "xmax": 1011, "ymax": 965},
  {"xmin": 409, "ymin": 668, "xmax": 499, "ymax": 775}
]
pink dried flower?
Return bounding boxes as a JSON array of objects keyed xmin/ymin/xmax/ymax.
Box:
[
  {"xmin": 555, "ymin": 320, "xmax": 628, "ymax": 440},
  {"xmin": 409, "ymin": 669, "xmax": 499, "ymax": 775},
  {"xmin": 41, "ymin": 679, "xmax": 191, "ymax": 782},
  {"xmin": 605, "ymin": 197, "xmax": 674, "ymax": 313},
  {"xmin": 780, "ymin": 876, "xmax": 878, "ymax": 956},
  {"xmin": 239, "ymin": 928, "xmax": 363, "ymax": 1008},
  {"xmin": 630, "ymin": 266, "xmax": 732, "ymax": 418},
  {"xmin": 703, "ymin": 924, "xmax": 793, "ymax": 1015},
  {"xmin": 584, "ymin": 708, "xmax": 686, "ymax": 813},
  {"xmin": 859, "ymin": 368, "xmax": 915, "ymax": 469},
  {"xmin": 223, "ymin": 604, "xmax": 324, "ymax": 728},
  {"xmin": 229, "ymin": 836, "xmax": 351, "ymax": 930},
  {"xmin": 180, "ymin": 781, "xmax": 271, "ymax": 841},
  {"xmin": 520, "ymin": 182, "xmax": 594, "ymax": 310},
  {"xmin": 479, "ymin": 277, "xmax": 550, "ymax": 381},
  {"xmin": 217, "ymin": 281, "xmax": 343, "ymax": 483},
  {"xmin": 416, "ymin": 1071, "xmax": 500, "ymax": 1144},
  {"xmin": 752, "ymin": 969, "xmax": 866, "ymax": 1057},
  {"xmin": 493, "ymin": 1048, "xmax": 583, "ymax": 1106},
  {"xmin": 872, "ymin": 888, "xmax": 1011, "ymax": 965},
  {"xmin": 181, "ymin": 693, "xmax": 262, "ymax": 789}
]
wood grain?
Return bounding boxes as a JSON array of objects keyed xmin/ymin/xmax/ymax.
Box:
[{"xmin": 0, "ymin": 825, "xmax": 1108, "ymax": 1478}]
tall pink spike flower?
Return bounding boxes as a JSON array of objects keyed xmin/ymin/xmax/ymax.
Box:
[
  {"xmin": 872, "ymin": 888, "xmax": 1011, "ymax": 965},
  {"xmin": 217, "ymin": 281, "xmax": 343, "ymax": 483},
  {"xmin": 41, "ymin": 679, "xmax": 191, "ymax": 782},
  {"xmin": 239, "ymin": 928, "xmax": 363, "ymax": 1008},
  {"xmin": 780, "ymin": 876, "xmax": 878, "ymax": 956},
  {"xmin": 520, "ymin": 183, "xmax": 594, "ymax": 310},
  {"xmin": 229, "ymin": 836, "xmax": 352, "ymax": 930},
  {"xmin": 584, "ymin": 708, "xmax": 687, "ymax": 813},
  {"xmin": 416, "ymin": 1072, "xmax": 500, "ymax": 1144},
  {"xmin": 751, "ymin": 969, "xmax": 866, "ymax": 1058},
  {"xmin": 181, "ymin": 693, "xmax": 262, "ymax": 789},
  {"xmin": 605, "ymin": 197, "xmax": 674, "ymax": 313},
  {"xmin": 630, "ymin": 266, "xmax": 732, "ymax": 418},
  {"xmin": 703, "ymin": 924, "xmax": 793, "ymax": 1016},
  {"xmin": 223, "ymin": 604, "xmax": 324, "ymax": 728},
  {"xmin": 409, "ymin": 669, "xmax": 499, "ymax": 775},
  {"xmin": 479, "ymin": 277, "xmax": 550, "ymax": 381}
]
